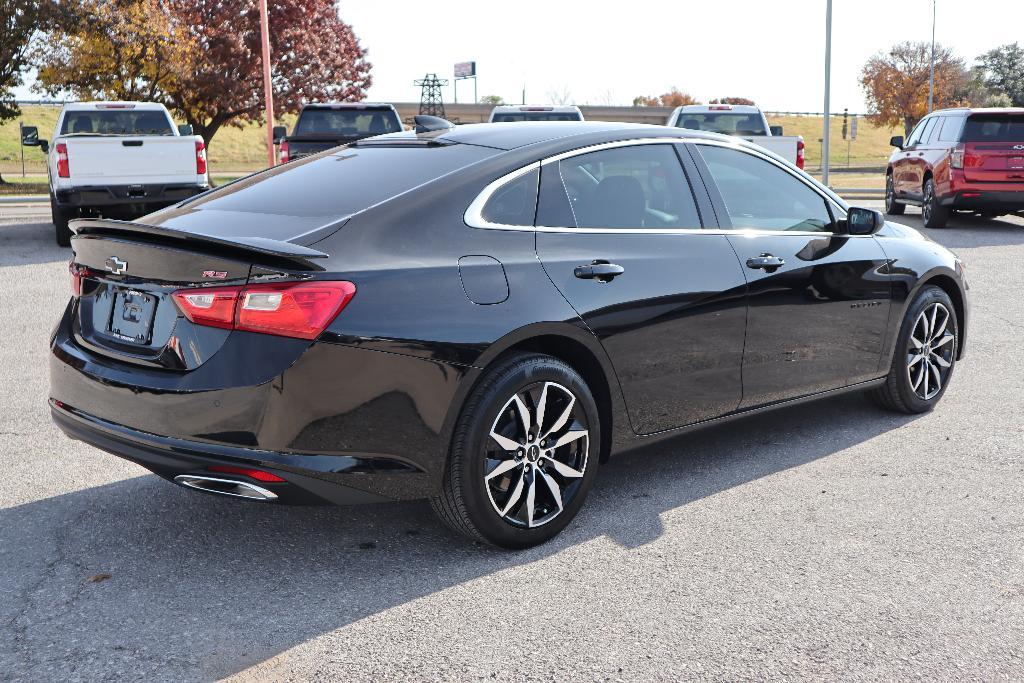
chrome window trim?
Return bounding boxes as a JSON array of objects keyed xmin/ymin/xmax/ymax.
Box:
[{"xmin": 464, "ymin": 136, "xmax": 852, "ymax": 234}]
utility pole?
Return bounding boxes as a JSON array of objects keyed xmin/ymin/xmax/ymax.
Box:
[
  {"xmin": 822, "ymin": 0, "xmax": 832, "ymax": 185},
  {"xmin": 928, "ymin": 0, "xmax": 936, "ymax": 113},
  {"xmin": 259, "ymin": 0, "xmax": 275, "ymax": 168}
]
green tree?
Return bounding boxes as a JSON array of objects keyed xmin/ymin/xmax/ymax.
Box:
[
  {"xmin": 0, "ymin": 0, "xmax": 45, "ymax": 183},
  {"xmin": 977, "ymin": 42, "xmax": 1024, "ymax": 106},
  {"xmin": 479, "ymin": 95, "xmax": 504, "ymax": 105}
]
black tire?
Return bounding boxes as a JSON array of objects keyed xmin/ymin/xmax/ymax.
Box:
[
  {"xmin": 869, "ymin": 285, "xmax": 958, "ymax": 414},
  {"xmin": 431, "ymin": 352, "xmax": 601, "ymax": 548},
  {"xmin": 921, "ymin": 178, "xmax": 949, "ymax": 229},
  {"xmin": 51, "ymin": 196, "xmax": 72, "ymax": 247},
  {"xmin": 884, "ymin": 173, "xmax": 905, "ymax": 215}
]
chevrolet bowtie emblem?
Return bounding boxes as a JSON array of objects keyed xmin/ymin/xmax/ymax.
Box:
[{"xmin": 105, "ymin": 256, "xmax": 127, "ymax": 275}]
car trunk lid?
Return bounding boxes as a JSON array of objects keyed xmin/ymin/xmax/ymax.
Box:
[{"xmin": 69, "ymin": 219, "xmax": 327, "ymax": 370}]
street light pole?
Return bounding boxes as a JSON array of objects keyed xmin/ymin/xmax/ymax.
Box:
[
  {"xmin": 822, "ymin": 0, "xmax": 832, "ymax": 186},
  {"xmin": 259, "ymin": 0, "xmax": 276, "ymax": 168},
  {"xmin": 928, "ymin": 0, "xmax": 936, "ymax": 113}
]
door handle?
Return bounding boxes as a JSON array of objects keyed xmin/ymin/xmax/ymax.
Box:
[
  {"xmin": 574, "ymin": 260, "xmax": 624, "ymax": 282},
  {"xmin": 746, "ymin": 253, "xmax": 785, "ymax": 272}
]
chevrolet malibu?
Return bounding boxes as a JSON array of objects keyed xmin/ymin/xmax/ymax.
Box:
[{"xmin": 51, "ymin": 120, "xmax": 969, "ymax": 548}]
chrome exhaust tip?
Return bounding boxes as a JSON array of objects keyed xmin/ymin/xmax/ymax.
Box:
[{"xmin": 173, "ymin": 475, "xmax": 278, "ymax": 501}]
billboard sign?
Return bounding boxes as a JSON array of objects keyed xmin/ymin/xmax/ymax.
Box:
[{"xmin": 454, "ymin": 61, "xmax": 476, "ymax": 78}]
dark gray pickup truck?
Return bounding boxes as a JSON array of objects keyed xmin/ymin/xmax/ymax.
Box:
[{"xmin": 273, "ymin": 103, "xmax": 403, "ymax": 163}]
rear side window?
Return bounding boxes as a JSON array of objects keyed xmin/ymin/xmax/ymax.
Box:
[
  {"xmin": 295, "ymin": 108, "xmax": 402, "ymax": 136},
  {"xmin": 481, "ymin": 168, "xmax": 538, "ymax": 226},
  {"xmin": 962, "ymin": 114, "xmax": 1024, "ymax": 142},
  {"xmin": 937, "ymin": 116, "xmax": 965, "ymax": 142},
  {"xmin": 182, "ymin": 144, "xmax": 494, "ymax": 218},
  {"xmin": 554, "ymin": 144, "xmax": 701, "ymax": 229},
  {"xmin": 61, "ymin": 110, "xmax": 174, "ymax": 136},
  {"xmin": 697, "ymin": 144, "xmax": 835, "ymax": 232}
]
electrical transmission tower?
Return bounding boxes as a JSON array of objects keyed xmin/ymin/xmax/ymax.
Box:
[{"xmin": 415, "ymin": 74, "xmax": 448, "ymax": 117}]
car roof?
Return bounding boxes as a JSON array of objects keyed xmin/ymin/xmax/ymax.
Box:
[
  {"xmin": 302, "ymin": 102, "xmax": 397, "ymax": 110},
  {"xmin": 64, "ymin": 102, "xmax": 168, "ymax": 111},
  {"xmin": 370, "ymin": 121, "xmax": 736, "ymax": 151}
]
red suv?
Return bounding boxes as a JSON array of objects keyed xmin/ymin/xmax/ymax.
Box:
[{"xmin": 886, "ymin": 107, "xmax": 1024, "ymax": 228}]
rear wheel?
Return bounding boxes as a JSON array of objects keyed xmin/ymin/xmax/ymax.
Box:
[
  {"xmin": 869, "ymin": 285, "xmax": 957, "ymax": 414},
  {"xmin": 50, "ymin": 196, "xmax": 72, "ymax": 247},
  {"xmin": 921, "ymin": 179, "xmax": 949, "ymax": 229},
  {"xmin": 432, "ymin": 353, "xmax": 600, "ymax": 548},
  {"xmin": 884, "ymin": 174, "xmax": 905, "ymax": 215}
]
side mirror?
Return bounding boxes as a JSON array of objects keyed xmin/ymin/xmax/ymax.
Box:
[
  {"xmin": 272, "ymin": 125, "xmax": 287, "ymax": 144},
  {"xmin": 20, "ymin": 125, "xmax": 39, "ymax": 146},
  {"xmin": 845, "ymin": 207, "xmax": 885, "ymax": 235},
  {"xmin": 177, "ymin": 124, "xmax": 193, "ymax": 136},
  {"xmin": 769, "ymin": 125, "xmax": 784, "ymax": 136},
  {"xmin": 889, "ymin": 135, "xmax": 904, "ymax": 150}
]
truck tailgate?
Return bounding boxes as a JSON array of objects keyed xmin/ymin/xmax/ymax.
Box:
[
  {"xmin": 65, "ymin": 137, "xmax": 197, "ymax": 184},
  {"xmin": 742, "ymin": 136, "xmax": 798, "ymax": 163}
]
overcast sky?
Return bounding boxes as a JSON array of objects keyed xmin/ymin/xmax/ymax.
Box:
[{"xmin": 343, "ymin": 0, "xmax": 1024, "ymax": 112}]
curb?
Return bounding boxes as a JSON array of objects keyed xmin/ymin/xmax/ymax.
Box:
[{"xmin": 0, "ymin": 195, "xmax": 48, "ymax": 204}]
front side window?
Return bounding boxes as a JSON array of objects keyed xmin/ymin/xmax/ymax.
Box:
[
  {"xmin": 906, "ymin": 118, "xmax": 931, "ymax": 147},
  {"xmin": 697, "ymin": 144, "xmax": 835, "ymax": 232},
  {"xmin": 480, "ymin": 168, "xmax": 539, "ymax": 226},
  {"xmin": 554, "ymin": 144, "xmax": 701, "ymax": 229}
]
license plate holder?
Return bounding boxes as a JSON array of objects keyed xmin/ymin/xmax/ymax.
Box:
[{"xmin": 107, "ymin": 289, "xmax": 158, "ymax": 345}]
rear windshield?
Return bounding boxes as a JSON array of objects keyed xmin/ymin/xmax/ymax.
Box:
[
  {"xmin": 492, "ymin": 112, "xmax": 582, "ymax": 122},
  {"xmin": 294, "ymin": 108, "xmax": 402, "ymax": 136},
  {"xmin": 61, "ymin": 110, "xmax": 174, "ymax": 136},
  {"xmin": 962, "ymin": 114, "xmax": 1024, "ymax": 142},
  {"xmin": 181, "ymin": 143, "xmax": 494, "ymax": 218},
  {"xmin": 675, "ymin": 113, "xmax": 768, "ymax": 136}
]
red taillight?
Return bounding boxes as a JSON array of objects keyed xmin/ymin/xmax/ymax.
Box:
[
  {"xmin": 207, "ymin": 465, "xmax": 285, "ymax": 482},
  {"xmin": 69, "ymin": 261, "xmax": 87, "ymax": 296},
  {"xmin": 172, "ymin": 280, "xmax": 356, "ymax": 340},
  {"xmin": 195, "ymin": 140, "xmax": 207, "ymax": 175},
  {"xmin": 279, "ymin": 140, "xmax": 290, "ymax": 164},
  {"xmin": 796, "ymin": 139, "xmax": 805, "ymax": 170},
  {"xmin": 56, "ymin": 142, "xmax": 70, "ymax": 178}
]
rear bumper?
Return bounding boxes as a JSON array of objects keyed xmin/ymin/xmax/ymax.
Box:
[
  {"xmin": 55, "ymin": 183, "xmax": 208, "ymax": 210},
  {"xmin": 51, "ymin": 402, "xmax": 397, "ymax": 505}
]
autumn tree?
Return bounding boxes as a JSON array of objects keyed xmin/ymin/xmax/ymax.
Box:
[
  {"xmin": 710, "ymin": 97, "xmax": 755, "ymax": 105},
  {"xmin": 0, "ymin": 0, "xmax": 45, "ymax": 184},
  {"xmin": 977, "ymin": 42, "xmax": 1024, "ymax": 106},
  {"xmin": 35, "ymin": 0, "xmax": 191, "ymax": 102},
  {"xmin": 860, "ymin": 41, "xmax": 968, "ymax": 136},
  {"xmin": 632, "ymin": 88, "xmax": 700, "ymax": 107},
  {"xmin": 167, "ymin": 0, "xmax": 371, "ymax": 147},
  {"xmin": 35, "ymin": 0, "xmax": 372, "ymax": 151}
]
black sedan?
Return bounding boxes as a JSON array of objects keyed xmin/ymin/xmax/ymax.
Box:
[{"xmin": 50, "ymin": 120, "xmax": 969, "ymax": 548}]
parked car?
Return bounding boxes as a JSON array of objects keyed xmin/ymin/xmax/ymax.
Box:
[
  {"xmin": 488, "ymin": 105, "xmax": 584, "ymax": 122},
  {"xmin": 273, "ymin": 103, "xmax": 403, "ymax": 163},
  {"xmin": 885, "ymin": 107, "xmax": 1024, "ymax": 228},
  {"xmin": 666, "ymin": 104, "xmax": 805, "ymax": 169},
  {"xmin": 20, "ymin": 102, "xmax": 209, "ymax": 246},
  {"xmin": 51, "ymin": 120, "xmax": 968, "ymax": 548}
]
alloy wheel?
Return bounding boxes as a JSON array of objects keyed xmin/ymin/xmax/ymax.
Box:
[
  {"xmin": 923, "ymin": 183, "xmax": 933, "ymax": 223},
  {"xmin": 886, "ymin": 176, "xmax": 895, "ymax": 211},
  {"xmin": 906, "ymin": 302, "xmax": 955, "ymax": 400},
  {"xmin": 484, "ymin": 381, "xmax": 589, "ymax": 528}
]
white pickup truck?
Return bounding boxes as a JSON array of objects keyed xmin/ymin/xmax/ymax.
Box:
[
  {"xmin": 20, "ymin": 102, "xmax": 209, "ymax": 246},
  {"xmin": 666, "ymin": 104, "xmax": 805, "ymax": 170}
]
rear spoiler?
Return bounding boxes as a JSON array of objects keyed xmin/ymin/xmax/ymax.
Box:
[{"xmin": 69, "ymin": 218, "xmax": 329, "ymax": 271}]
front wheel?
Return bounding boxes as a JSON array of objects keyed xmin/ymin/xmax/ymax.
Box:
[
  {"xmin": 885, "ymin": 174, "xmax": 905, "ymax": 215},
  {"xmin": 921, "ymin": 179, "xmax": 949, "ymax": 229},
  {"xmin": 432, "ymin": 353, "xmax": 600, "ymax": 548},
  {"xmin": 869, "ymin": 285, "xmax": 958, "ymax": 414}
]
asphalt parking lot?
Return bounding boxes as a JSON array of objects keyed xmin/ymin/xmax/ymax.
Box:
[{"xmin": 1, "ymin": 201, "xmax": 1022, "ymax": 682}]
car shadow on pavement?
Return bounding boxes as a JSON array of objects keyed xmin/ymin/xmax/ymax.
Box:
[
  {"xmin": 0, "ymin": 220, "xmax": 70, "ymax": 267},
  {"xmin": 2, "ymin": 392, "xmax": 921, "ymax": 679},
  {"xmin": 889, "ymin": 210, "xmax": 1024, "ymax": 249}
]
